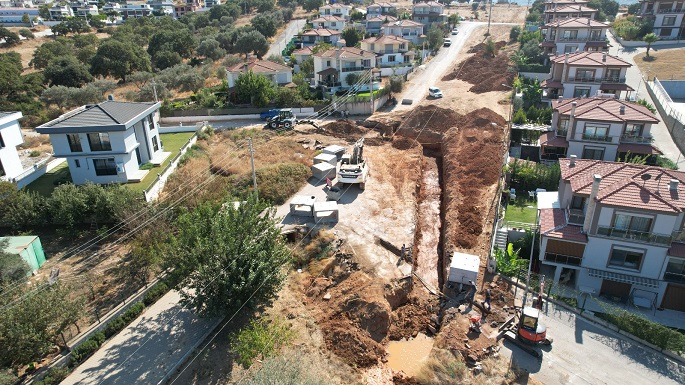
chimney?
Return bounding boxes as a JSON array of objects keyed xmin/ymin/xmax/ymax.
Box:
[
  {"xmin": 670, "ymin": 179, "xmax": 679, "ymax": 191},
  {"xmin": 570, "ymin": 154, "xmax": 577, "ymax": 166},
  {"xmin": 567, "ymin": 101, "xmax": 577, "ymax": 141},
  {"xmin": 587, "ymin": 18, "xmax": 591, "ymax": 25},
  {"xmin": 107, "ymin": 94, "xmax": 114, "ymax": 101},
  {"xmin": 583, "ymin": 174, "xmax": 602, "ymax": 233},
  {"xmin": 619, "ymin": 105, "xmax": 625, "ymax": 115},
  {"xmin": 602, "ymin": 53, "xmax": 607, "ymax": 62}
]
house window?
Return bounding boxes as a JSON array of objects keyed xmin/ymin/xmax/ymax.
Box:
[
  {"xmin": 147, "ymin": 114, "xmax": 154, "ymax": 128},
  {"xmin": 583, "ymin": 124, "xmax": 609, "ymax": 141},
  {"xmin": 608, "ymin": 248, "xmax": 644, "ymax": 270},
  {"xmin": 571, "ymin": 195, "xmax": 586, "ymax": 210},
  {"xmin": 605, "ymin": 68, "xmax": 621, "ymax": 81},
  {"xmin": 660, "ymin": 28, "xmax": 673, "ymax": 37},
  {"xmin": 326, "ymin": 60, "xmax": 331, "ymax": 67},
  {"xmin": 67, "ymin": 134, "xmax": 82, "ymax": 152},
  {"xmin": 388, "ymin": 55, "xmax": 396, "ymax": 62},
  {"xmin": 75, "ymin": 159, "xmax": 80, "ymax": 168},
  {"xmin": 613, "ymin": 213, "xmax": 652, "ymax": 233},
  {"xmin": 362, "ymin": 59, "xmax": 371, "ymax": 67},
  {"xmin": 582, "ymin": 146, "xmax": 605, "ymax": 159},
  {"xmin": 665, "ymin": 257, "xmax": 685, "ymax": 283},
  {"xmin": 152, "ymin": 135, "xmax": 159, "ymax": 152},
  {"xmin": 0, "ymin": 132, "xmax": 4, "ymax": 148},
  {"xmin": 559, "ymin": 118, "xmax": 569, "ymax": 130},
  {"xmin": 573, "ymin": 87, "xmax": 591, "ymax": 97},
  {"xmin": 590, "ymin": 29, "xmax": 601, "ymax": 40},
  {"xmin": 624, "ymin": 123, "xmax": 644, "ymax": 137},
  {"xmin": 564, "ymin": 45, "xmax": 578, "ymax": 53},
  {"xmin": 87, "ymin": 133, "xmax": 112, "ymax": 151},
  {"xmin": 562, "ymin": 30, "xmax": 578, "ymax": 39},
  {"xmin": 663, "ymin": 16, "xmax": 676, "ymax": 26},
  {"xmin": 93, "ymin": 158, "xmax": 117, "ymax": 176},
  {"xmin": 576, "ymin": 69, "xmax": 595, "ymax": 81}
]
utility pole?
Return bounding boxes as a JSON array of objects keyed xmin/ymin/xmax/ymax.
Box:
[
  {"xmin": 248, "ymin": 137, "xmax": 258, "ymax": 201},
  {"xmin": 522, "ymin": 209, "xmax": 539, "ymax": 308},
  {"xmin": 487, "ymin": 0, "xmax": 494, "ymax": 36},
  {"xmin": 369, "ymin": 69, "xmax": 374, "ymax": 113}
]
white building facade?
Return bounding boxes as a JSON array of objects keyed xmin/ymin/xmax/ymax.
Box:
[
  {"xmin": 0, "ymin": 112, "xmax": 25, "ymax": 182},
  {"xmin": 639, "ymin": 0, "xmax": 685, "ymax": 39}
]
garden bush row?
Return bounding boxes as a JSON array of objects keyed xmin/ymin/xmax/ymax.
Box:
[{"xmin": 597, "ymin": 311, "xmax": 685, "ymax": 353}]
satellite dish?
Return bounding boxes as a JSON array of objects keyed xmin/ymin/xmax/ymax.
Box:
[{"xmin": 641, "ymin": 174, "xmax": 652, "ymax": 181}]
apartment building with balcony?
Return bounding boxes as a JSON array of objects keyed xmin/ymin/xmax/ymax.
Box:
[
  {"xmin": 541, "ymin": 52, "xmax": 632, "ymax": 101},
  {"xmin": 360, "ymin": 35, "xmax": 414, "ymax": 73},
  {"xmin": 35, "ymin": 100, "xmax": 168, "ymax": 185},
  {"xmin": 541, "ymin": 17, "xmax": 609, "ymax": 54},
  {"xmin": 313, "ymin": 47, "xmax": 376, "ymax": 90},
  {"xmin": 638, "ymin": 0, "xmax": 685, "ymax": 39},
  {"xmin": 412, "ymin": 1, "xmax": 446, "ymax": 28},
  {"xmin": 319, "ymin": 4, "xmax": 351, "ymax": 20},
  {"xmin": 312, "ymin": 15, "xmax": 346, "ymax": 31},
  {"xmin": 382, "ymin": 19, "xmax": 425, "ymax": 44},
  {"xmin": 49, "ymin": 5, "xmax": 74, "ymax": 19},
  {"xmin": 174, "ymin": 0, "xmax": 202, "ymax": 18},
  {"xmin": 121, "ymin": 3, "xmax": 153, "ymax": 19},
  {"xmin": 366, "ymin": 15, "xmax": 397, "ymax": 35},
  {"xmin": 538, "ymin": 157, "xmax": 685, "ymax": 312},
  {"xmin": 540, "ymin": 97, "xmax": 660, "ymax": 163},
  {"xmin": 543, "ymin": 0, "xmax": 597, "ymax": 24},
  {"xmin": 298, "ymin": 28, "xmax": 342, "ymax": 47},
  {"xmin": 0, "ymin": 112, "xmax": 24, "ymax": 183}
]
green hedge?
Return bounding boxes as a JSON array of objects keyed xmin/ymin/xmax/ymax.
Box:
[
  {"xmin": 71, "ymin": 340, "xmax": 100, "ymax": 364},
  {"xmin": 596, "ymin": 311, "xmax": 685, "ymax": 352},
  {"xmin": 34, "ymin": 367, "xmax": 71, "ymax": 385},
  {"xmin": 104, "ymin": 302, "xmax": 145, "ymax": 338},
  {"xmin": 143, "ymin": 281, "xmax": 169, "ymax": 306},
  {"xmin": 518, "ymin": 63, "xmax": 551, "ymax": 73}
]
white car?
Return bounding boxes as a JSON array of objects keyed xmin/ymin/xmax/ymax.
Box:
[
  {"xmin": 429, "ymin": 87, "xmax": 443, "ymax": 98},
  {"xmin": 443, "ymin": 38, "xmax": 452, "ymax": 47},
  {"xmin": 451, "ymin": 28, "xmax": 459, "ymax": 35}
]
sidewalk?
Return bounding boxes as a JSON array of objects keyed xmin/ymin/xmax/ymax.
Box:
[
  {"xmin": 266, "ymin": 19, "xmax": 306, "ymax": 59},
  {"xmin": 607, "ymin": 31, "xmax": 685, "ymax": 168},
  {"xmin": 62, "ymin": 290, "xmax": 220, "ymax": 385}
]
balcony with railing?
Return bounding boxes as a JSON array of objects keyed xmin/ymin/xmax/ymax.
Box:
[
  {"xmin": 341, "ymin": 66, "xmax": 367, "ymax": 73},
  {"xmin": 555, "ymin": 128, "xmax": 568, "ymax": 137},
  {"xmin": 581, "ymin": 133, "xmax": 614, "ymax": 142},
  {"xmin": 545, "ymin": 252, "xmax": 583, "ymax": 266},
  {"xmin": 656, "ymin": 7, "xmax": 685, "ymax": 13},
  {"xmin": 664, "ymin": 271, "xmax": 685, "ymax": 284},
  {"xmin": 567, "ymin": 208, "xmax": 585, "ymax": 225},
  {"xmin": 620, "ymin": 134, "xmax": 654, "ymax": 143},
  {"xmin": 596, "ymin": 225, "xmax": 673, "ymax": 245}
]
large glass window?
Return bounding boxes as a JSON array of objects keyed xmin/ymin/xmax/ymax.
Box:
[
  {"xmin": 582, "ymin": 146, "xmax": 605, "ymax": 160},
  {"xmin": 573, "ymin": 87, "xmax": 591, "ymax": 97},
  {"xmin": 660, "ymin": 28, "xmax": 673, "ymax": 37},
  {"xmin": 93, "ymin": 158, "xmax": 117, "ymax": 176},
  {"xmin": 562, "ymin": 30, "xmax": 578, "ymax": 39},
  {"xmin": 152, "ymin": 135, "xmax": 159, "ymax": 152},
  {"xmin": 571, "ymin": 195, "xmax": 586, "ymax": 210},
  {"xmin": 663, "ymin": 16, "xmax": 676, "ymax": 26},
  {"xmin": 67, "ymin": 134, "xmax": 82, "ymax": 152},
  {"xmin": 609, "ymin": 248, "xmax": 644, "ymax": 270},
  {"xmin": 576, "ymin": 69, "xmax": 595, "ymax": 81},
  {"xmin": 624, "ymin": 123, "xmax": 644, "ymax": 137},
  {"xmin": 583, "ymin": 124, "xmax": 609, "ymax": 140},
  {"xmin": 665, "ymin": 257, "xmax": 685, "ymax": 283},
  {"xmin": 613, "ymin": 214, "xmax": 652, "ymax": 232},
  {"xmin": 87, "ymin": 133, "xmax": 112, "ymax": 151}
]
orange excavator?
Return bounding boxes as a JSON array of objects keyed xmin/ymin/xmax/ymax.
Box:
[{"xmin": 498, "ymin": 306, "xmax": 552, "ymax": 358}]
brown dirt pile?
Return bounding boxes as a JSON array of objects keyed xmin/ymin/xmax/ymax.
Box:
[
  {"xmin": 435, "ymin": 308, "xmax": 498, "ymax": 363},
  {"xmin": 387, "ymin": 296, "xmax": 434, "ymax": 341},
  {"xmin": 324, "ymin": 119, "xmax": 370, "ymax": 138},
  {"xmin": 395, "ymin": 106, "xmax": 460, "ymax": 145},
  {"xmin": 442, "ymin": 41, "xmax": 515, "ymax": 93},
  {"xmin": 467, "ymin": 40, "xmax": 508, "ymax": 54}
]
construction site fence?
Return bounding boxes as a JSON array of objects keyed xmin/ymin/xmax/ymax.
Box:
[{"xmin": 646, "ymin": 76, "xmax": 685, "ymax": 156}]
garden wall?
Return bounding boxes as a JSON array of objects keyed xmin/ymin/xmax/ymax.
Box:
[{"xmin": 646, "ymin": 78, "xmax": 685, "ymax": 156}]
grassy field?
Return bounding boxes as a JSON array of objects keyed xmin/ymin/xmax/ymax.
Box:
[
  {"xmin": 504, "ymin": 198, "xmax": 537, "ymax": 224},
  {"xmin": 633, "ymin": 48, "xmax": 685, "ymax": 81},
  {"xmin": 127, "ymin": 132, "xmax": 196, "ymax": 193},
  {"xmin": 25, "ymin": 161, "xmax": 71, "ymax": 196}
]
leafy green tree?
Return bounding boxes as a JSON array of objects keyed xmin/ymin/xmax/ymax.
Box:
[
  {"xmin": 235, "ymin": 30, "xmax": 269, "ymax": 59},
  {"xmin": 235, "ymin": 70, "xmax": 276, "ymax": 107},
  {"xmin": 91, "ymin": 39, "xmax": 151, "ymax": 82},
  {"xmin": 484, "ymin": 38, "xmax": 498, "ymax": 57},
  {"xmin": 147, "ymin": 29, "xmax": 196, "ymax": 59},
  {"xmin": 0, "ymin": 239, "xmax": 31, "ymax": 287},
  {"xmin": 520, "ymin": 39, "xmax": 542, "ymax": 63},
  {"xmin": 197, "ymin": 38, "xmax": 226, "ymax": 60},
  {"xmin": 427, "ymin": 26, "xmax": 444, "ymax": 51},
  {"xmin": 266, "ymin": 54, "xmax": 285, "ymax": 64},
  {"xmin": 153, "ymin": 50, "xmax": 182, "ymax": 70},
  {"xmin": 448, "ymin": 13, "xmax": 460, "ymax": 29},
  {"xmin": 30, "ymin": 40, "xmax": 73, "ymax": 69},
  {"xmin": 627, "ymin": 3, "xmax": 641, "ymax": 14},
  {"xmin": 509, "ymin": 26, "xmax": 521, "ymax": 41},
  {"xmin": 253, "ymin": 0, "xmax": 276, "ymax": 13},
  {"xmin": 0, "ymin": 182, "xmax": 47, "ymax": 229},
  {"xmin": 251, "ymin": 13, "xmax": 279, "ymax": 38},
  {"xmin": 44, "ymin": 56, "xmax": 94, "ymax": 87},
  {"xmin": 345, "ymin": 72, "xmax": 360, "ymax": 87},
  {"xmin": 18, "ymin": 28, "xmax": 34, "ymax": 39},
  {"xmin": 170, "ymin": 198, "xmax": 291, "ymax": 317},
  {"xmin": 637, "ymin": 98, "xmax": 656, "ymax": 113},
  {"xmin": 303, "ymin": 0, "xmax": 323, "ymax": 12},
  {"xmin": 274, "ymin": 87, "xmax": 304, "ymax": 107},
  {"xmin": 22, "ymin": 13, "xmax": 31, "ymax": 25},
  {"xmin": 643, "ymin": 33, "xmax": 658, "ymax": 57},
  {"xmin": 0, "ymin": 27, "xmax": 20, "ymax": 46},
  {"xmin": 38, "ymin": 5, "xmax": 50, "ymax": 20},
  {"xmin": 341, "ymin": 27, "xmax": 363, "ymax": 47},
  {"xmin": 512, "ymin": 108, "xmax": 527, "ymax": 124},
  {"xmin": 0, "ymin": 53, "xmax": 23, "ymax": 99}
]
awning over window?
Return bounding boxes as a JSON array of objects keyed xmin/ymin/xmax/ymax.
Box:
[
  {"xmin": 588, "ymin": 268, "xmax": 659, "ymax": 288},
  {"xmin": 599, "ymin": 83, "xmax": 634, "ymax": 91}
]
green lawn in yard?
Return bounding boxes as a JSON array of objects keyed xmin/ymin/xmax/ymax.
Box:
[
  {"xmin": 127, "ymin": 132, "xmax": 196, "ymax": 193},
  {"xmin": 24, "ymin": 161, "xmax": 71, "ymax": 196},
  {"xmin": 354, "ymin": 89, "xmax": 383, "ymax": 97},
  {"xmin": 504, "ymin": 198, "xmax": 537, "ymax": 224}
]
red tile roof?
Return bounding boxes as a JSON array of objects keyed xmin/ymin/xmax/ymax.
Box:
[
  {"xmin": 383, "ymin": 19, "xmax": 424, "ymax": 27},
  {"xmin": 292, "ymin": 46, "xmax": 313, "ymax": 55},
  {"xmin": 539, "ymin": 208, "xmax": 588, "ymax": 242},
  {"xmin": 549, "ymin": 51, "xmax": 631, "ymax": 66},
  {"xmin": 544, "ymin": 17, "xmax": 608, "ymax": 28},
  {"xmin": 362, "ymin": 35, "xmax": 410, "ymax": 45},
  {"xmin": 314, "ymin": 46, "xmax": 376, "ymax": 59},
  {"xmin": 368, "ymin": 2, "xmax": 395, "ymax": 8},
  {"xmin": 547, "ymin": 4, "xmax": 597, "ymax": 13},
  {"xmin": 540, "ymin": 131, "xmax": 569, "ymax": 147},
  {"xmin": 312, "ymin": 15, "xmax": 345, "ymax": 22},
  {"xmin": 553, "ymin": 97, "xmax": 659, "ymax": 123},
  {"xmin": 300, "ymin": 28, "xmax": 341, "ymax": 37},
  {"xmin": 541, "ymin": 79, "xmax": 563, "ymax": 88},
  {"xmin": 367, "ymin": 15, "xmax": 397, "ymax": 22},
  {"xmin": 559, "ymin": 158, "xmax": 685, "ymax": 213},
  {"xmin": 228, "ymin": 59, "xmax": 290, "ymax": 74}
]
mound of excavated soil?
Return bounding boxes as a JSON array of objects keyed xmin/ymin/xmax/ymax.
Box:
[
  {"xmin": 324, "ymin": 119, "xmax": 370, "ymax": 138},
  {"xmin": 392, "ymin": 137, "xmax": 420, "ymax": 151},
  {"xmin": 395, "ymin": 106, "xmax": 460, "ymax": 145},
  {"xmin": 325, "ymin": 319, "xmax": 387, "ymax": 367},
  {"xmin": 467, "ymin": 40, "xmax": 508, "ymax": 54},
  {"xmin": 387, "ymin": 296, "xmax": 433, "ymax": 341},
  {"xmin": 442, "ymin": 41, "xmax": 515, "ymax": 93}
]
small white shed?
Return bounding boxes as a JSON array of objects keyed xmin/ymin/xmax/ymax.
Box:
[{"xmin": 448, "ymin": 251, "xmax": 480, "ymax": 284}]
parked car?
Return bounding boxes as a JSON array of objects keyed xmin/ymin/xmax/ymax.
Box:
[
  {"xmin": 259, "ymin": 109, "xmax": 280, "ymax": 121},
  {"xmin": 443, "ymin": 38, "xmax": 452, "ymax": 47},
  {"xmin": 428, "ymin": 87, "xmax": 443, "ymax": 98},
  {"xmin": 451, "ymin": 28, "xmax": 459, "ymax": 35}
]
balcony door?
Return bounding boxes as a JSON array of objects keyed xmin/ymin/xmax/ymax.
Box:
[{"xmin": 613, "ymin": 214, "xmax": 652, "ymax": 235}]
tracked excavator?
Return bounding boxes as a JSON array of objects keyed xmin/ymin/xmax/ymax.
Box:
[{"xmin": 337, "ymin": 138, "xmax": 369, "ymax": 190}]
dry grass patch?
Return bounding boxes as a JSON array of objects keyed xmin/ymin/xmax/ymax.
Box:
[
  {"xmin": 633, "ymin": 48, "xmax": 685, "ymax": 80},
  {"xmin": 416, "ymin": 348, "xmax": 519, "ymax": 385}
]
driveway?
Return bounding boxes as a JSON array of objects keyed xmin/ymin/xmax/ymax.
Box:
[
  {"xmin": 500, "ymin": 301, "xmax": 685, "ymax": 385},
  {"xmin": 266, "ymin": 19, "xmax": 307, "ymax": 59},
  {"xmin": 607, "ymin": 32, "xmax": 685, "ymax": 167}
]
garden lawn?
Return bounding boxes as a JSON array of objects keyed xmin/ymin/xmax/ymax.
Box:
[
  {"xmin": 24, "ymin": 161, "xmax": 71, "ymax": 196},
  {"xmin": 504, "ymin": 199, "xmax": 537, "ymax": 224},
  {"xmin": 126, "ymin": 132, "xmax": 196, "ymax": 193},
  {"xmin": 633, "ymin": 48, "xmax": 685, "ymax": 81}
]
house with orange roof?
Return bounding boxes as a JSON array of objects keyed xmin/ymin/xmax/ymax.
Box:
[
  {"xmin": 540, "ymin": 97, "xmax": 661, "ymax": 163},
  {"xmin": 638, "ymin": 0, "xmax": 685, "ymax": 40},
  {"xmin": 360, "ymin": 35, "xmax": 414, "ymax": 75},
  {"xmin": 365, "ymin": 15, "xmax": 397, "ymax": 35},
  {"xmin": 537, "ymin": 156, "xmax": 685, "ymax": 312},
  {"xmin": 381, "ymin": 19, "xmax": 425, "ymax": 44},
  {"xmin": 297, "ymin": 28, "xmax": 342, "ymax": 47},
  {"xmin": 411, "ymin": 1, "xmax": 446, "ymax": 28},
  {"xmin": 313, "ymin": 47, "xmax": 377, "ymax": 90},
  {"xmin": 312, "ymin": 15, "xmax": 347, "ymax": 31},
  {"xmin": 543, "ymin": 1, "xmax": 598, "ymax": 23},
  {"xmin": 541, "ymin": 51, "xmax": 633, "ymax": 101},
  {"xmin": 366, "ymin": 2, "xmax": 397, "ymax": 20},
  {"xmin": 318, "ymin": 3, "xmax": 352, "ymax": 20},
  {"xmin": 226, "ymin": 60, "xmax": 293, "ymax": 88},
  {"xmin": 540, "ymin": 17, "xmax": 610, "ymax": 55}
]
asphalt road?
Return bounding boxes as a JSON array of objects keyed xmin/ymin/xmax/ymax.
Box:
[
  {"xmin": 266, "ymin": 19, "xmax": 307, "ymax": 59},
  {"xmin": 499, "ymin": 300, "xmax": 685, "ymax": 385}
]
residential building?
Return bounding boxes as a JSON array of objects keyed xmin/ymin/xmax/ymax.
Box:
[
  {"xmin": 319, "ymin": 4, "xmax": 351, "ymax": 20},
  {"xmin": 76, "ymin": 4, "xmax": 99, "ymax": 17},
  {"xmin": 638, "ymin": 0, "xmax": 685, "ymax": 39},
  {"xmin": 298, "ymin": 28, "xmax": 342, "ymax": 47},
  {"xmin": 147, "ymin": 0, "xmax": 174, "ymax": 15},
  {"xmin": 313, "ymin": 47, "xmax": 376, "ymax": 90},
  {"xmin": 539, "ymin": 97, "xmax": 661, "ymax": 163},
  {"xmin": 543, "ymin": 0, "xmax": 597, "ymax": 23},
  {"xmin": 366, "ymin": 2, "xmax": 397, "ymax": 19},
  {"xmin": 102, "ymin": 2, "xmax": 122, "ymax": 15},
  {"xmin": 49, "ymin": 5, "xmax": 74, "ymax": 19},
  {"xmin": 365, "ymin": 15, "xmax": 397, "ymax": 35},
  {"xmin": 382, "ymin": 19, "xmax": 425, "ymax": 44},
  {"xmin": 12, "ymin": 0, "xmax": 34, "ymax": 7},
  {"xmin": 203, "ymin": 0, "xmax": 221, "ymax": 7},
  {"xmin": 0, "ymin": 7, "xmax": 40, "ymax": 24},
  {"xmin": 35, "ymin": 100, "xmax": 169, "ymax": 185},
  {"xmin": 360, "ymin": 35, "xmax": 414, "ymax": 68},
  {"xmin": 412, "ymin": 1, "xmax": 446, "ymax": 27},
  {"xmin": 174, "ymin": 0, "xmax": 202, "ymax": 18},
  {"xmin": 541, "ymin": 17, "xmax": 609, "ymax": 55},
  {"xmin": 541, "ymin": 51, "xmax": 632, "ymax": 101},
  {"xmin": 0, "ymin": 112, "xmax": 24, "ymax": 183},
  {"xmin": 226, "ymin": 60, "xmax": 293, "ymax": 88},
  {"xmin": 292, "ymin": 46, "xmax": 312, "ymax": 74},
  {"xmin": 538, "ymin": 157, "xmax": 685, "ymax": 312},
  {"xmin": 312, "ymin": 15, "xmax": 346, "ymax": 31},
  {"xmin": 121, "ymin": 3, "xmax": 153, "ymax": 19}
]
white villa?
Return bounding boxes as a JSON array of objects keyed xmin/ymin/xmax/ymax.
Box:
[
  {"xmin": 226, "ymin": 60, "xmax": 293, "ymax": 88},
  {"xmin": 0, "ymin": 111, "xmax": 24, "ymax": 183}
]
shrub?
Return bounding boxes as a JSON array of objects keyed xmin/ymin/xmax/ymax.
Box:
[
  {"xmin": 29, "ymin": 150, "xmax": 41, "ymax": 157},
  {"xmin": 509, "ymin": 26, "xmax": 521, "ymax": 41},
  {"xmin": 33, "ymin": 367, "xmax": 71, "ymax": 385},
  {"xmin": 255, "ymin": 163, "xmax": 311, "ymax": 205},
  {"xmin": 71, "ymin": 339, "xmax": 100, "ymax": 363},
  {"xmin": 231, "ymin": 317, "xmax": 295, "ymax": 368},
  {"xmin": 389, "ymin": 75, "xmax": 404, "ymax": 93},
  {"xmin": 143, "ymin": 281, "xmax": 169, "ymax": 306},
  {"xmin": 596, "ymin": 310, "xmax": 685, "ymax": 352},
  {"xmin": 139, "ymin": 163, "xmax": 155, "ymax": 170},
  {"xmin": 104, "ymin": 302, "xmax": 145, "ymax": 338},
  {"xmin": 636, "ymin": 98, "xmax": 656, "ymax": 113},
  {"xmin": 493, "ymin": 243, "xmax": 526, "ymax": 277}
]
